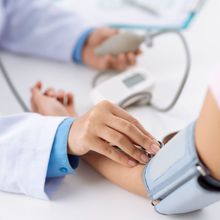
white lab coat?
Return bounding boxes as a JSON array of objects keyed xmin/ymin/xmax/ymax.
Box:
[
  {"xmin": 0, "ymin": 0, "xmax": 89, "ymax": 199},
  {"xmin": 0, "ymin": 0, "xmax": 89, "ymax": 61},
  {"xmin": 0, "ymin": 114, "xmax": 66, "ymax": 199}
]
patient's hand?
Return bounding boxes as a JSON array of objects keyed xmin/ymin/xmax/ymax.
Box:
[{"xmin": 31, "ymin": 81, "xmax": 77, "ymax": 117}]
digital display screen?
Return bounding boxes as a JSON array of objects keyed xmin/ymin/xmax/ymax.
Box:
[{"xmin": 123, "ymin": 74, "xmax": 145, "ymax": 88}]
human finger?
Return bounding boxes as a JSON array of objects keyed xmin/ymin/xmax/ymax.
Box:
[
  {"xmin": 127, "ymin": 52, "xmax": 136, "ymax": 66},
  {"xmin": 100, "ymin": 126, "xmax": 149, "ymax": 164},
  {"xmin": 57, "ymin": 89, "xmax": 66, "ymax": 104},
  {"xmin": 106, "ymin": 115, "xmax": 158, "ymax": 154},
  {"xmin": 44, "ymin": 88, "xmax": 56, "ymax": 97},
  {"xmin": 93, "ymin": 138, "xmax": 138, "ymax": 167}
]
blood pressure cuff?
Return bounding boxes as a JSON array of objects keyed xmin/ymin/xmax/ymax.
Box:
[{"xmin": 143, "ymin": 122, "xmax": 220, "ymax": 215}]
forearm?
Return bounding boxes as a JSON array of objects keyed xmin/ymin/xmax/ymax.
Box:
[
  {"xmin": 82, "ymin": 152, "xmax": 147, "ymax": 197},
  {"xmin": 195, "ymin": 90, "xmax": 220, "ymax": 180},
  {"xmin": 1, "ymin": 0, "xmax": 89, "ymax": 61}
]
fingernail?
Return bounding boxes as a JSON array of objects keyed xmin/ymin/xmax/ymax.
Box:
[
  {"xmin": 150, "ymin": 143, "xmax": 160, "ymax": 154},
  {"xmin": 141, "ymin": 154, "xmax": 149, "ymax": 163},
  {"xmin": 128, "ymin": 160, "xmax": 137, "ymax": 167}
]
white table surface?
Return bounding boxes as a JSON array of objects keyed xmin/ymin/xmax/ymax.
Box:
[{"xmin": 1, "ymin": 0, "xmax": 220, "ymax": 219}]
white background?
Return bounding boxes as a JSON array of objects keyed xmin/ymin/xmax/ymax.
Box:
[{"xmin": 0, "ymin": 0, "xmax": 220, "ymax": 219}]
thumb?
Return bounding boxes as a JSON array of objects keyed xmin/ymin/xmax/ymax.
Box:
[
  {"xmin": 92, "ymin": 28, "xmax": 119, "ymax": 44},
  {"xmin": 31, "ymin": 81, "xmax": 42, "ymax": 100},
  {"xmin": 99, "ymin": 28, "xmax": 118, "ymax": 40}
]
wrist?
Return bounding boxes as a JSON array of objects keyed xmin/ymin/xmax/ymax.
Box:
[
  {"xmin": 81, "ymin": 44, "xmax": 89, "ymax": 65},
  {"xmin": 67, "ymin": 118, "xmax": 83, "ymax": 156},
  {"xmin": 72, "ymin": 28, "xmax": 94, "ymax": 64},
  {"xmin": 67, "ymin": 121, "xmax": 76, "ymax": 155}
]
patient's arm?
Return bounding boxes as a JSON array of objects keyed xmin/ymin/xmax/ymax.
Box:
[
  {"xmin": 195, "ymin": 90, "xmax": 220, "ymax": 180},
  {"xmin": 82, "ymin": 152, "xmax": 147, "ymax": 197},
  {"xmin": 83, "ymin": 89, "xmax": 220, "ymax": 196}
]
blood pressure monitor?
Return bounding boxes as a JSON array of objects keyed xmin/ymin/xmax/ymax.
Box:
[{"xmin": 91, "ymin": 68, "xmax": 154, "ymax": 108}]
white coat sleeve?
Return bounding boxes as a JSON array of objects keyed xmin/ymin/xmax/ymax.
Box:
[
  {"xmin": 0, "ymin": 113, "xmax": 66, "ymax": 199},
  {"xmin": 0, "ymin": 0, "xmax": 90, "ymax": 62}
]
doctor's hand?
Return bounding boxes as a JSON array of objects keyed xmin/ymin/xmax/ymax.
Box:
[
  {"xmin": 68, "ymin": 100, "xmax": 160, "ymax": 167},
  {"xmin": 82, "ymin": 28, "xmax": 141, "ymax": 71}
]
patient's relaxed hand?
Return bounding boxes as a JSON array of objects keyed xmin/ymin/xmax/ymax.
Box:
[
  {"xmin": 68, "ymin": 101, "xmax": 160, "ymax": 167},
  {"xmin": 31, "ymin": 81, "xmax": 77, "ymax": 117},
  {"xmin": 82, "ymin": 28, "xmax": 141, "ymax": 71}
]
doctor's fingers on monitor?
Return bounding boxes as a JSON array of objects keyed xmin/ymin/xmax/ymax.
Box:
[
  {"xmin": 68, "ymin": 100, "xmax": 160, "ymax": 167},
  {"xmin": 98, "ymin": 126, "xmax": 151, "ymax": 166},
  {"xmin": 101, "ymin": 111, "xmax": 160, "ymax": 165},
  {"xmin": 97, "ymin": 101, "xmax": 160, "ymax": 164}
]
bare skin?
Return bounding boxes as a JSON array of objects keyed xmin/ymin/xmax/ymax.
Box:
[
  {"xmin": 31, "ymin": 81, "xmax": 77, "ymax": 117},
  {"xmin": 195, "ymin": 91, "xmax": 220, "ymax": 180},
  {"xmin": 82, "ymin": 28, "xmax": 142, "ymax": 71},
  {"xmin": 31, "ymin": 83, "xmax": 220, "ymax": 197},
  {"xmin": 31, "ymin": 82, "xmax": 160, "ymax": 168}
]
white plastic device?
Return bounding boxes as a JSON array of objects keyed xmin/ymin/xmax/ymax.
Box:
[
  {"xmin": 91, "ymin": 68, "xmax": 154, "ymax": 108},
  {"xmin": 95, "ymin": 32, "xmax": 145, "ymax": 56}
]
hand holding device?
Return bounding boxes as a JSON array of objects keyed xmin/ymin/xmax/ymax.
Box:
[{"xmin": 82, "ymin": 28, "xmax": 142, "ymax": 71}]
